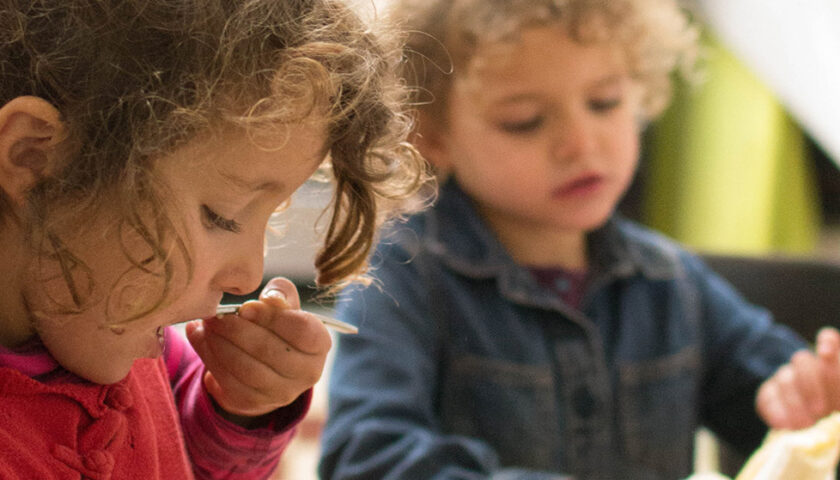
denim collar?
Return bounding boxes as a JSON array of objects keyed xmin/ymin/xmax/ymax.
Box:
[{"xmin": 423, "ymin": 179, "xmax": 683, "ymax": 290}]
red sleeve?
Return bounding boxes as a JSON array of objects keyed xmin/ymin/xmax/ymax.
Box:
[{"xmin": 164, "ymin": 328, "xmax": 311, "ymax": 480}]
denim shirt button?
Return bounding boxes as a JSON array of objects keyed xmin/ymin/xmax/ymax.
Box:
[{"xmin": 573, "ymin": 385, "xmax": 598, "ymax": 418}]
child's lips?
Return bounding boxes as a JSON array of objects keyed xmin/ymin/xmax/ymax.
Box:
[{"xmin": 553, "ymin": 174, "xmax": 604, "ymax": 197}]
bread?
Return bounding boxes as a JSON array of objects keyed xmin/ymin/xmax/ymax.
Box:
[
  {"xmin": 735, "ymin": 412, "xmax": 840, "ymax": 480},
  {"xmin": 684, "ymin": 412, "xmax": 840, "ymax": 480}
]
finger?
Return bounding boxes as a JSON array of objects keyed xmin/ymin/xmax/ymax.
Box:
[
  {"xmin": 260, "ymin": 277, "xmax": 301, "ymax": 309},
  {"xmin": 816, "ymin": 343, "xmax": 840, "ymax": 413},
  {"xmin": 757, "ymin": 379, "xmax": 794, "ymax": 428},
  {"xmin": 201, "ymin": 314, "xmax": 324, "ymax": 384},
  {"xmin": 185, "ymin": 320, "xmax": 211, "ymax": 364},
  {"xmin": 197, "ymin": 326, "xmax": 314, "ymax": 415},
  {"xmin": 789, "ymin": 350, "xmax": 828, "ymax": 418},
  {"xmin": 815, "ymin": 328, "xmax": 840, "ymax": 408},
  {"xmin": 188, "ymin": 319, "xmax": 293, "ymax": 398},
  {"xmin": 816, "ymin": 327, "xmax": 840, "ymax": 359},
  {"xmin": 237, "ymin": 298, "xmax": 331, "ymax": 355},
  {"xmin": 187, "ymin": 322, "xmax": 273, "ymax": 413},
  {"xmin": 775, "ymin": 364, "xmax": 819, "ymax": 429}
]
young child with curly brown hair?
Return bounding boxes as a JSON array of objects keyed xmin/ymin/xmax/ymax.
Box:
[
  {"xmin": 319, "ymin": 1, "xmax": 838, "ymax": 479},
  {"xmin": 0, "ymin": 1, "xmax": 425, "ymax": 478}
]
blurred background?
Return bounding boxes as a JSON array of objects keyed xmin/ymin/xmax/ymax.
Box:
[{"xmin": 268, "ymin": 0, "xmax": 840, "ymax": 477}]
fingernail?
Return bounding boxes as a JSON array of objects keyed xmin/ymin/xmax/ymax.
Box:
[{"xmin": 264, "ymin": 288, "xmax": 286, "ymax": 300}]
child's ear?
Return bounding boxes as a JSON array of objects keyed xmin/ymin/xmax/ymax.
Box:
[
  {"xmin": 413, "ymin": 111, "xmax": 453, "ymax": 172},
  {"xmin": 0, "ymin": 96, "xmax": 65, "ymax": 205}
]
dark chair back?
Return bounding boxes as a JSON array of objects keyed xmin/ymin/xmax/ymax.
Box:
[{"xmin": 702, "ymin": 253, "xmax": 840, "ymax": 341}]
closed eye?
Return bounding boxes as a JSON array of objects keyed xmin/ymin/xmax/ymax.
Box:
[
  {"xmin": 589, "ymin": 97, "xmax": 622, "ymax": 113},
  {"xmin": 201, "ymin": 205, "xmax": 242, "ymax": 233},
  {"xmin": 498, "ymin": 116, "xmax": 544, "ymax": 134}
]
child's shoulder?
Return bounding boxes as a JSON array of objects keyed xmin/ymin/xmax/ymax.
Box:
[
  {"xmin": 372, "ymin": 212, "xmax": 429, "ymax": 261},
  {"xmin": 610, "ymin": 215, "xmax": 706, "ymax": 276},
  {"xmin": 614, "ymin": 216, "xmax": 684, "ymax": 252}
]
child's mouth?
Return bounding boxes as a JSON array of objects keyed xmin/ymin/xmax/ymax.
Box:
[{"xmin": 554, "ymin": 174, "xmax": 604, "ymax": 197}]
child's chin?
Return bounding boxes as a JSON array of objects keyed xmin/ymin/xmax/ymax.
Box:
[{"xmin": 75, "ymin": 362, "xmax": 134, "ymax": 385}]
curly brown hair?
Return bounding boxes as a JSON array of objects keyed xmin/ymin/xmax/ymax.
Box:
[
  {"xmin": 0, "ymin": 0, "xmax": 428, "ymax": 317},
  {"xmin": 390, "ymin": 0, "xmax": 699, "ymax": 123}
]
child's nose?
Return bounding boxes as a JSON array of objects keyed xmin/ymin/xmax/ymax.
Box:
[
  {"xmin": 551, "ymin": 116, "xmax": 597, "ymax": 162},
  {"xmin": 215, "ymin": 233, "xmax": 266, "ymax": 297}
]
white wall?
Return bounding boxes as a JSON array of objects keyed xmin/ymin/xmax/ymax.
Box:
[{"xmin": 693, "ymin": 0, "xmax": 840, "ymax": 165}]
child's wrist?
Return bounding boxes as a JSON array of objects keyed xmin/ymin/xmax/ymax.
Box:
[{"xmin": 209, "ymin": 394, "xmax": 275, "ymax": 429}]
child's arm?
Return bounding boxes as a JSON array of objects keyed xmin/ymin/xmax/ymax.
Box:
[
  {"xmin": 168, "ymin": 277, "xmax": 329, "ymax": 480},
  {"xmin": 687, "ymin": 252, "xmax": 807, "ymax": 453},
  {"xmin": 756, "ymin": 327, "xmax": 840, "ymax": 430}
]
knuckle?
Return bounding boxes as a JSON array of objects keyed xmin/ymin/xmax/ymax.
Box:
[
  {"xmin": 319, "ymin": 332, "xmax": 333, "ymax": 352},
  {"xmin": 791, "ymin": 350, "xmax": 813, "ymax": 367},
  {"xmin": 285, "ymin": 313, "xmax": 330, "ymax": 351},
  {"xmin": 305, "ymin": 320, "xmax": 332, "ymax": 350},
  {"xmin": 304, "ymin": 366, "xmax": 323, "ymax": 386},
  {"xmin": 272, "ymin": 389, "xmax": 300, "ymax": 408},
  {"xmin": 250, "ymin": 341, "xmax": 274, "ymax": 362},
  {"xmin": 777, "ymin": 366, "xmax": 797, "ymax": 389}
]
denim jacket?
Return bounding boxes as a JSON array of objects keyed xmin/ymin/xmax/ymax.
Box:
[{"xmin": 319, "ymin": 180, "xmax": 806, "ymax": 480}]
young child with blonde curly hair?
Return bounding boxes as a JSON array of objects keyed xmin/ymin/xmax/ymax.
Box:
[
  {"xmin": 319, "ymin": 1, "xmax": 837, "ymax": 479},
  {"xmin": 0, "ymin": 0, "xmax": 425, "ymax": 478}
]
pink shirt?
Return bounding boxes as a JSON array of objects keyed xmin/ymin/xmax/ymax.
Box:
[{"xmin": 0, "ymin": 328, "xmax": 310, "ymax": 480}]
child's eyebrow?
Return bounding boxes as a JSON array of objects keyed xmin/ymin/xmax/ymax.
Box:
[
  {"xmin": 590, "ymin": 73, "xmax": 626, "ymax": 88},
  {"xmin": 493, "ymin": 93, "xmax": 541, "ymax": 105},
  {"xmin": 219, "ymin": 171, "xmax": 285, "ymax": 194},
  {"xmin": 489, "ymin": 74, "xmax": 628, "ymax": 107},
  {"xmin": 481, "ymin": 90, "xmax": 547, "ymax": 110}
]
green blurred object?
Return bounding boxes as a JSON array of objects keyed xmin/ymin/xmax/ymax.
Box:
[{"xmin": 643, "ymin": 34, "xmax": 820, "ymax": 255}]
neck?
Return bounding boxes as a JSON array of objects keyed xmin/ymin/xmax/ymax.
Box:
[
  {"xmin": 487, "ymin": 219, "xmax": 588, "ymax": 270},
  {"xmin": 0, "ymin": 221, "xmax": 36, "ymax": 348}
]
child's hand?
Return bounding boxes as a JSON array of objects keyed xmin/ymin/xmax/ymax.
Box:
[
  {"xmin": 756, "ymin": 327, "xmax": 840, "ymax": 430},
  {"xmin": 185, "ymin": 277, "xmax": 331, "ymax": 421}
]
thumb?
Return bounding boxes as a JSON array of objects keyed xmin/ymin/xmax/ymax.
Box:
[{"xmin": 185, "ymin": 320, "xmax": 211, "ymax": 361}]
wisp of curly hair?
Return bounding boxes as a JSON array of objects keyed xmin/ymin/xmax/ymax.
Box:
[
  {"xmin": 0, "ymin": 0, "xmax": 427, "ymax": 320},
  {"xmin": 390, "ymin": 0, "xmax": 700, "ymax": 123}
]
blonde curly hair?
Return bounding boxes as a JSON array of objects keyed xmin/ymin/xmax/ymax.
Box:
[
  {"xmin": 0, "ymin": 0, "xmax": 428, "ymax": 319},
  {"xmin": 390, "ymin": 0, "xmax": 699, "ymax": 122}
]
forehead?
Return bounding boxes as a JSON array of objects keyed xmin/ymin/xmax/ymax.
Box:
[
  {"xmin": 456, "ymin": 26, "xmax": 628, "ymax": 97},
  {"xmin": 157, "ymin": 118, "xmax": 328, "ymax": 194}
]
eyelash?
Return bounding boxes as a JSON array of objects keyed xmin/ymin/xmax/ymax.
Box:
[
  {"xmin": 498, "ymin": 96, "xmax": 624, "ymax": 134},
  {"xmin": 499, "ymin": 117, "xmax": 544, "ymax": 134},
  {"xmin": 201, "ymin": 205, "xmax": 242, "ymax": 233},
  {"xmin": 589, "ymin": 97, "xmax": 622, "ymax": 112}
]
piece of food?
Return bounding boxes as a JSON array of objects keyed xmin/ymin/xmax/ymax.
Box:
[
  {"xmin": 687, "ymin": 473, "xmax": 732, "ymax": 480},
  {"xmin": 735, "ymin": 412, "xmax": 840, "ymax": 480},
  {"xmin": 684, "ymin": 412, "xmax": 840, "ymax": 480}
]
